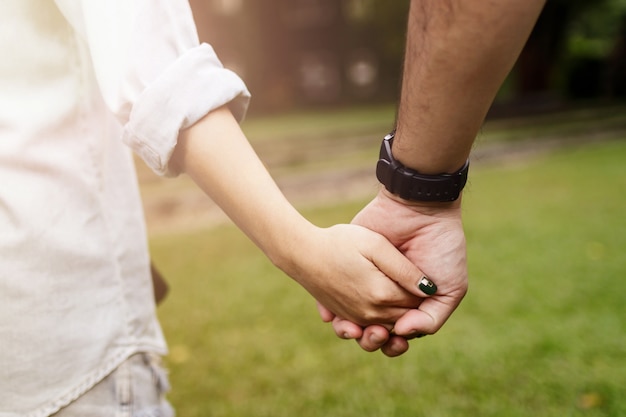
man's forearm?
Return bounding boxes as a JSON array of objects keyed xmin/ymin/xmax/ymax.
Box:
[{"xmin": 394, "ymin": 0, "xmax": 546, "ymax": 174}]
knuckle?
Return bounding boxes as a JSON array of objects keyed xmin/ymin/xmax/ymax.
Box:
[
  {"xmin": 359, "ymin": 309, "xmax": 379, "ymax": 326},
  {"xmin": 370, "ymin": 286, "xmax": 396, "ymax": 304}
]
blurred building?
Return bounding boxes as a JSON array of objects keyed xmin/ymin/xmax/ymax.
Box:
[{"xmin": 189, "ymin": 0, "xmax": 408, "ymax": 114}]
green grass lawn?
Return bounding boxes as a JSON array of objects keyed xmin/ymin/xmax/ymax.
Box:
[{"xmin": 150, "ymin": 139, "xmax": 626, "ymax": 417}]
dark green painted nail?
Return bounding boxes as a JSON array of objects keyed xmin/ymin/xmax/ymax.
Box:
[{"xmin": 418, "ymin": 276, "xmax": 437, "ymax": 295}]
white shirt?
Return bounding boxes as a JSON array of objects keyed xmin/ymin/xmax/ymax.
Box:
[{"xmin": 0, "ymin": 1, "xmax": 250, "ymax": 416}]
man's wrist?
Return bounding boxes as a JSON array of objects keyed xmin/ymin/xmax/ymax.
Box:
[
  {"xmin": 379, "ymin": 186, "xmax": 462, "ymax": 212},
  {"xmin": 376, "ymin": 131, "xmax": 469, "ymax": 202}
]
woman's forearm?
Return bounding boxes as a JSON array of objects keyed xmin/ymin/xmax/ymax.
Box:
[{"xmin": 170, "ymin": 106, "xmax": 312, "ymax": 271}]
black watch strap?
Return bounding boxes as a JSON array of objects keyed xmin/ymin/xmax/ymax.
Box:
[{"xmin": 376, "ymin": 132, "xmax": 469, "ymax": 202}]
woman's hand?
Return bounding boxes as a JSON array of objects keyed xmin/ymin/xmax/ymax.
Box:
[{"xmin": 318, "ymin": 189, "xmax": 468, "ymax": 356}]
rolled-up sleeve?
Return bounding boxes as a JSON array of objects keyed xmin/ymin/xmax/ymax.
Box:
[{"xmin": 55, "ymin": 0, "xmax": 250, "ymax": 176}]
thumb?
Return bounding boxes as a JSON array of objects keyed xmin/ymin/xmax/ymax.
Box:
[
  {"xmin": 367, "ymin": 236, "xmax": 437, "ymax": 299},
  {"xmin": 315, "ymin": 301, "xmax": 336, "ymax": 322}
]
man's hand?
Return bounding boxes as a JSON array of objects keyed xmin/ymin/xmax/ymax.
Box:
[{"xmin": 319, "ymin": 188, "xmax": 468, "ymax": 356}]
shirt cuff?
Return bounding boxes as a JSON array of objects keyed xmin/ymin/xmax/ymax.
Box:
[{"xmin": 122, "ymin": 43, "xmax": 251, "ymax": 177}]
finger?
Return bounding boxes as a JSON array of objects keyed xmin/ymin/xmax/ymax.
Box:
[
  {"xmin": 393, "ymin": 308, "xmax": 437, "ymax": 337},
  {"xmin": 393, "ymin": 292, "xmax": 464, "ymax": 336},
  {"xmin": 360, "ymin": 233, "xmax": 438, "ymax": 299},
  {"xmin": 331, "ymin": 316, "xmax": 364, "ymax": 340},
  {"xmin": 355, "ymin": 325, "xmax": 391, "ymax": 352},
  {"xmin": 316, "ymin": 301, "xmax": 336, "ymax": 323},
  {"xmin": 380, "ymin": 336, "xmax": 410, "ymax": 357}
]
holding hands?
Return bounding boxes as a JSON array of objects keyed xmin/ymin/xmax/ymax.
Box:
[
  {"xmin": 317, "ymin": 189, "xmax": 468, "ymax": 357},
  {"xmin": 173, "ymin": 107, "xmax": 465, "ymax": 346},
  {"xmin": 311, "ymin": 0, "xmax": 547, "ymax": 355},
  {"xmin": 175, "ymin": 0, "xmax": 546, "ymax": 358}
]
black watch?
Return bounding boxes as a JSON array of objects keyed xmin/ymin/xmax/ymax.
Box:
[{"xmin": 376, "ymin": 131, "xmax": 469, "ymax": 202}]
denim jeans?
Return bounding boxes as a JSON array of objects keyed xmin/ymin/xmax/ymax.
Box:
[{"xmin": 52, "ymin": 353, "xmax": 174, "ymax": 417}]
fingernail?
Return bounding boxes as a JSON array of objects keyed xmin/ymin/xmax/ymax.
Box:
[
  {"xmin": 369, "ymin": 333, "xmax": 384, "ymax": 345},
  {"xmin": 418, "ymin": 276, "xmax": 437, "ymax": 295},
  {"xmin": 405, "ymin": 331, "xmax": 426, "ymax": 339}
]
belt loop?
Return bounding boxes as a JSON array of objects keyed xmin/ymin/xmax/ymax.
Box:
[{"xmin": 115, "ymin": 357, "xmax": 133, "ymax": 417}]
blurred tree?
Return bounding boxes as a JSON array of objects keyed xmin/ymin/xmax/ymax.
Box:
[
  {"xmin": 607, "ymin": 17, "xmax": 626, "ymax": 97},
  {"xmin": 342, "ymin": 0, "xmax": 409, "ymax": 102},
  {"xmin": 516, "ymin": 0, "xmax": 626, "ymax": 101},
  {"xmin": 563, "ymin": 0, "xmax": 626, "ymax": 98}
]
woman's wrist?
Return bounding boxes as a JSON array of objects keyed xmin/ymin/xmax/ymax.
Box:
[{"xmin": 260, "ymin": 213, "xmax": 320, "ymax": 278}]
